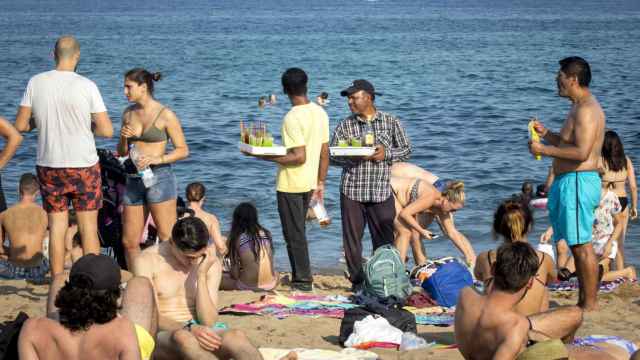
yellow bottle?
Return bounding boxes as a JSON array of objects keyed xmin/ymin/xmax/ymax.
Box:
[{"xmin": 528, "ymin": 120, "xmax": 541, "ymax": 160}]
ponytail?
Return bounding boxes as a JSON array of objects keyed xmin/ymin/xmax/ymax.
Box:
[
  {"xmin": 125, "ymin": 68, "xmax": 162, "ymax": 96},
  {"xmin": 493, "ymin": 200, "xmax": 533, "ymax": 242}
]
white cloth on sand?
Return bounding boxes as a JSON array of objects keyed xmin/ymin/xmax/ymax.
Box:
[
  {"xmin": 259, "ymin": 347, "xmax": 378, "ymax": 360},
  {"xmin": 344, "ymin": 315, "xmax": 403, "ymax": 348}
]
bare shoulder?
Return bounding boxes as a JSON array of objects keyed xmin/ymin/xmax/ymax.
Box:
[
  {"xmin": 458, "ymin": 286, "xmax": 481, "ymax": 306},
  {"xmin": 160, "ymin": 106, "xmax": 180, "ymax": 123},
  {"xmin": 137, "ymin": 244, "xmax": 162, "ymax": 270},
  {"xmin": 22, "ymin": 317, "xmax": 57, "ymax": 336}
]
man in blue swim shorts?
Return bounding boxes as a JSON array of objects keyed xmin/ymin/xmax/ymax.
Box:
[{"xmin": 529, "ymin": 56, "xmax": 605, "ymax": 311}]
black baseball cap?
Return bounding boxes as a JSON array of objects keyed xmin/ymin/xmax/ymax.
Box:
[
  {"xmin": 340, "ymin": 79, "xmax": 382, "ymax": 97},
  {"xmin": 70, "ymin": 254, "xmax": 121, "ymax": 290}
]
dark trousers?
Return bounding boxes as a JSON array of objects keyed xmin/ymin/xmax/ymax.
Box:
[
  {"xmin": 277, "ymin": 191, "xmax": 313, "ymax": 284},
  {"xmin": 340, "ymin": 193, "xmax": 395, "ymax": 285}
]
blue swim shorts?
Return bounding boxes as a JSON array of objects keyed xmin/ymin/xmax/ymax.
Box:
[
  {"xmin": 124, "ymin": 164, "xmax": 177, "ymax": 206},
  {"xmin": 548, "ymin": 171, "xmax": 601, "ymax": 247}
]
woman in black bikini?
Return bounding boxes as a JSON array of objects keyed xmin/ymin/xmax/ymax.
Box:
[
  {"xmin": 118, "ymin": 68, "xmax": 189, "ymax": 269},
  {"xmin": 601, "ymin": 130, "xmax": 637, "ymax": 270},
  {"xmin": 474, "ymin": 199, "xmax": 557, "ymax": 316}
]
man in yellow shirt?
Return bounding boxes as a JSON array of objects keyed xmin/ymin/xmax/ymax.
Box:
[{"xmin": 244, "ymin": 68, "xmax": 329, "ymax": 292}]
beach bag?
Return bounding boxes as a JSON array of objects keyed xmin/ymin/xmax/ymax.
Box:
[
  {"xmin": 422, "ymin": 259, "xmax": 473, "ymax": 307},
  {"xmin": 363, "ymin": 245, "xmax": 412, "ymax": 300},
  {"xmin": 339, "ymin": 305, "xmax": 416, "ymax": 346},
  {"xmin": 0, "ymin": 312, "xmax": 29, "ymax": 360}
]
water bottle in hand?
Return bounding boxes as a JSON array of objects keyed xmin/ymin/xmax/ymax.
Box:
[
  {"xmin": 129, "ymin": 144, "xmax": 157, "ymax": 188},
  {"xmin": 309, "ymin": 199, "xmax": 331, "ymax": 227}
]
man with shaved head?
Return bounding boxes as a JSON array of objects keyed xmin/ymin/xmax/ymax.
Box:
[{"xmin": 15, "ymin": 35, "xmax": 114, "ymax": 276}]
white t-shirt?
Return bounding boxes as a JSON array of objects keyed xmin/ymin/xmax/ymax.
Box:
[{"xmin": 20, "ymin": 70, "xmax": 107, "ymax": 168}]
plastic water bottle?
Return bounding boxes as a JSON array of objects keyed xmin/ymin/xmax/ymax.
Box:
[
  {"xmin": 399, "ymin": 332, "xmax": 432, "ymax": 351},
  {"xmin": 129, "ymin": 144, "xmax": 157, "ymax": 188},
  {"xmin": 309, "ymin": 199, "xmax": 330, "ymax": 227}
]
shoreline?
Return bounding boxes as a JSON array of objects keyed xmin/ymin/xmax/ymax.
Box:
[{"xmin": 2, "ymin": 274, "xmax": 639, "ymax": 359}]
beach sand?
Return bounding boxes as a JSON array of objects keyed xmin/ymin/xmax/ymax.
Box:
[{"xmin": 1, "ymin": 274, "xmax": 639, "ymax": 359}]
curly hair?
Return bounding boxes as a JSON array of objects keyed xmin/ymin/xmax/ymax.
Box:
[{"xmin": 55, "ymin": 274, "xmax": 121, "ymax": 332}]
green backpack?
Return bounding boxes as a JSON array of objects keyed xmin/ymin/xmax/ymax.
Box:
[{"xmin": 363, "ymin": 245, "xmax": 412, "ymax": 300}]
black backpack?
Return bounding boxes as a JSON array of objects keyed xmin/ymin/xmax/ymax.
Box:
[
  {"xmin": 339, "ymin": 303, "xmax": 416, "ymax": 346},
  {"xmin": 0, "ymin": 312, "xmax": 29, "ymax": 360}
]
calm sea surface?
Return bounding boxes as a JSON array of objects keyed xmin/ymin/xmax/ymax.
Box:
[{"xmin": 1, "ymin": 0, "xmax": 639, "ymax": 271}]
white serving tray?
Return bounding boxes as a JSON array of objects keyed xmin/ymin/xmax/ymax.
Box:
[
  {"xmin": 239, "ymin": 142, "xmax": 286, "ymax": 156},
  {"xmin": 329, "ymin": 146, "xmax": 375, "ymax": 157}
]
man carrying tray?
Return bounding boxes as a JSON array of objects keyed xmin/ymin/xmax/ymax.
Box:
[
  {"xmin": 242, "ymin": 68, "xmax": 329, "ymax": 292},
  {"xmin": 329, "ymin": 79, "xmax": 411, "ymax": 290}
]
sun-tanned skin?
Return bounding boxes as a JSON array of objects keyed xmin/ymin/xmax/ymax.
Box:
[
  {"xmin": 475, "ymin": 244, "xmax": 556, "ymax": 316},
  {"xmin": 0, "ymin": 188, "xmax": 47, "ymax": 267},
  {"xmin": 135, "ymin": 239, "xmax": 262, "ymax": 360},
  {"xmin": 390, "ymin": 176, "xmax": 475, "ymax": 267},
  {"xmin": 19, "ymin": 257, "xmax": 157, "ymax": 360},
  {"xmin": 456, "ymin": 244, "xmax": 583, "ymax": 360},
  {"xmin": 529, "ymin": 60, "xmax": 605, "ymax": 311}
]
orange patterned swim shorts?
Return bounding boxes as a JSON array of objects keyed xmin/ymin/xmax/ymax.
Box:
[{"xmin": 36, "ymin": 162, "xmax": 102, "ymax": 213}]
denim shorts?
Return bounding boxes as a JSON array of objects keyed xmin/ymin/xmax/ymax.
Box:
[{"xmin": 124, "ymin": 164, "xmax": 177, "ymax": 206}]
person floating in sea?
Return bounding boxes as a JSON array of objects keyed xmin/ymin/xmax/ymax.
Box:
[
  {"xmin": 118, "ymin": 68, "xmax": 189, "ymax": 270},
  {"xmin": 316, "ymin": 92, "xmax": 329, "ymax": 106},
  {"xmin": 15, "ymin": 35, "xmax": 113, "ymax": 277},
  {"xmin": 529, "ymin": 56, "xmax": 605, "ymax": 311}
]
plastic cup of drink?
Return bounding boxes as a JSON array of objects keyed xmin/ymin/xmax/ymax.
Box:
[
  {"xmin": 338, "ymin": 139, "xmax": 348, "ymax": 147},
  {"xmin": 249, "ymin": 135, "xmax": 256, "ymax": 146},
  {"xmin": 263, "ymin": 135, "xmax": 273, "ymax": 147},
  {"xmin": 351, "ymin": 138, "xmax": 362, "ymax": 147}
]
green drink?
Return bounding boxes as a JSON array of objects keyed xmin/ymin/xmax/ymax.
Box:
[
  {"xmin": 263, "ymin": 135, "xmax": 274, "ymax": 147},
  {"xmin": 338, "ymin": 139, "xmax": 348, "ymax": 147},
  {"xmin": 351, "ymin": 138, "xmax": 362, "ymax": 147}
]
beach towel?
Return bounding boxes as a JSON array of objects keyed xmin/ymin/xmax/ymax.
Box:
[
  {"xmin": 404, "ymin": 306, "xmax": 456, "ymax": 326},
  {"xmin": 259, "ymin": 347, "xmax": 378, "ymax": 360},
  {"xmin": 219, "ymin": 293, "xmax": 356, "ymax": 319},
  {"xmin": 572, "ymin": 335, "xmax": 638, "ymax": 356},
  {"xmin": 547, "ymin": 277, "xmax": 634, "ymax": 293}
]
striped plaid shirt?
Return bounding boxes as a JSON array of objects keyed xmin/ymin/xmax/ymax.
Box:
[{"xmin": 330, "ymin": 111, "xmax": 411, "ymax": 202}]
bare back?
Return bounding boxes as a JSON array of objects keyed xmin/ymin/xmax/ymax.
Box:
[
  {"xmin": 390, "ymin": 162, "xmax": 439, "ymax": 184},
  {"xmin": 553, "ymin": 96, "xmax": 605, "ymax": 174},
  {"xmin": 1, "ymin": 203, "xmax": 48, "ymax": 265},
  {"xmin": 475, "ymin": 249, "xmax": 555, "ymax": 316},
  {"xmin": 18, "ymin": 316, "xmax": 139, "ymax": 360},
  {"xmin": 455, "ymin": 288, "xmax": 529, "ymax": 360}
]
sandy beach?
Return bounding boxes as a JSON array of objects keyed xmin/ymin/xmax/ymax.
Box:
[{"xmin": 1, "ymin": 273, "xmax": 638, "ymax": 359}]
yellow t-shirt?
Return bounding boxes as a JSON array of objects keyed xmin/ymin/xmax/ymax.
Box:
[{"xmin": 276, "ymin": 102, "xmax": 330, "ymax": 193}]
